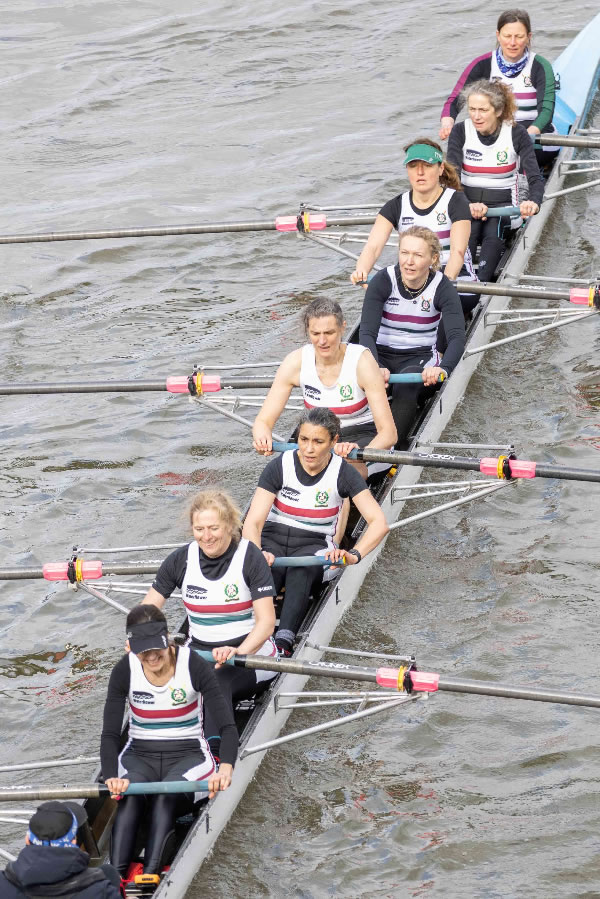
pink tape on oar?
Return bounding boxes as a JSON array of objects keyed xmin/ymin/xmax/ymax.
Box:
[
  {"xmin": 275, "ymin": 214, "xmax": 327, "ymax": 232},
  {"xmin": 375, "ymin": 667, "xmax": 440, "ymax": 692},
  {"xmin": 569, "ymin": 288, "xmax": 594, "ymax": 306},
  {"xmin": 43, "ymin": 561, "xmax": 103, "ymax": 581},
  {"xmin": 166, "ymin": 375, "xmax": 222, "ymax": 394},
  {"xmin": 508, "ymin": 459, "xmax": 536, "ymax": 478}
]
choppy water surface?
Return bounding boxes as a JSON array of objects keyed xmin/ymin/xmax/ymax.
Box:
[{"xmin": 1, "ymin": 2, "xmax": 599, "ymax": 896}]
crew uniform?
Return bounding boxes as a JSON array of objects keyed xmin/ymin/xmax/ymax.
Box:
[
  {"xmin": 300, "ymin": 342, "xmax": 391, "ymax": 474},
  {"xmin": 379, "ymin": 186, "xmax": 478, "ymax": 327},
  {"xmin": 359, "ymin": 266, "xmax": 465, "ymax": 448},
  {"xmin": 151, "ymin": 537, "xmax": 277, "ymax": 756},
  {"xmin": 258, "ymin": 449, "xmax": 368, "ymax": 650},
  {"xmin": 101, "ymin": 646, "xmax": 237, "ymax": 876},
  {"xmin": 441, "ymin": 48, "xmax": 557, "ymax": 162},
  {"xmin": 447, "ymin": 119, "xmax": 544, "ymax": 281}
]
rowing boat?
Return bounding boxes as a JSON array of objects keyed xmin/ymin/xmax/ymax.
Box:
[{"xmin": 75, "ymin": 13, "xmax": 600, "ymax": 897}]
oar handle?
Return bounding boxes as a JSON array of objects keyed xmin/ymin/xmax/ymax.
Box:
[
  {"xmin": 272, "ymin": 555, "xmax": 339, "ymax": 568},
  {"xmin": 124, "ymin": 780, "xmax": 209, "ymax": 795},
  {"xmin": 484, "ymin": 206, "xmax": 520, "ymax": 218}
]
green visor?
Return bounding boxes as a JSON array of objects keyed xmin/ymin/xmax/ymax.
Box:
[{"xmin": 404, "ymin": 144, "xmax": 443, "ymax": 165}]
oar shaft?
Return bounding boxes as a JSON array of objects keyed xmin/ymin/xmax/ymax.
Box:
[
  {"xmin": 235, "ymin": 654, "xmax": 380, "ymax": 682},
  {"xmin": 0, "ymin": 215, "xmax": 376, "ymax": 246},
  {"xmin": 535, "ymin": 134, "xmax": 600, "ymax": 148},
  {"xmin": 0, "ymin": 376, "xmax": 273, "ymax": 396},
  {"xmin": 0, "ymin": 780, "xmax": 209, "ymax": 803},
  {"xmin": 437, "ymin": 677, "xmax": 600, "ymax": 708},
  {"xmin": 0, "ymin": 563, "xmax": 161, "ymax": 580},
  {"xmin": 455, "ymin": 280, "xmax": 570, "ymax": 302}
]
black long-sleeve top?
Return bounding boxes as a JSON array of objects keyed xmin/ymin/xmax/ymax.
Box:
[
  {"xmin": 447, "ymin": 121, "xmax": 544, "ymax": 206},
  {"xmin": 359, "ymin": 268, "xmax": 466, "ymax": 375},
  {"xmin": 100, "ymin": 649, "xmax": 239, "ymax": 778}
]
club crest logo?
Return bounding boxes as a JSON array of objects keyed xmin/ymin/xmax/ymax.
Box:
[
  {"xmin": 421, "ymin": 298, "xmax": 431, "ymax": 311},
  {"xmin": 496, "ymin": 149, "xmax": 509, "ymax": 164},
  {"xmin": 171, "ymin": 687, "xmax": 187, "ymax": 704},
  {"xmin": 436, "ymin": 211, "xmax": 447, "ymax": 225},
  {"xmin": 339, "ymin": 384, "xmax": 354, "ymax": 402},
  {"xmin": 523, "ymin": 75, "xmax": 532, "ymax": 86},
  {"xmin": 315, "ymin": 490, "xmax": 329, "ymax": 507},
  {"xmin": 224, "ymin": 583, "xmax": 239, "ymax": 601}
]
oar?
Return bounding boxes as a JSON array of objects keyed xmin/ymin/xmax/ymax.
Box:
[
  {"xmin": 271, "ymin": 442, "xmax": 600, "ymax": 484},
  {"xmin": 455, "ymin": 279, "xmax": 600, "ymax": 306},
  {"xmin": 0, "ymin": 555, "xmax": 337, "ymax": 582},
  {"xmin": 0, "ymin": 374, "xmax": 274, "ymax": 397},
  {"xmin": 0, "ymin": 781, "xmax": 209, "ymax": 803},
  {"xmin": 234, "ymin": 654, "xmax": 600, "ymax": 710},
  {"xmin": 0, "ymin": 213, "xmax": 376, "ymax": 246},
  {"xmin": 533, "ymin": 133, "xmax": 600, "ymax": 149}
]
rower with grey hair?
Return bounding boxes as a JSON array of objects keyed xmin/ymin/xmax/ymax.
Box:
[
  {"xmin": 0, "ymin": 800, "xmax": 121, "ymax": 897},
  {"xmin": 252, "ymin": 297, "xmax": 397, "ymax": 479}
]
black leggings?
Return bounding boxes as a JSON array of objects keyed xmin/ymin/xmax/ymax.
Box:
[
  {"xmin": 110, "ymin": 745, "xmax": 211, "ymax": 875},
  {"xmin": 376, "ymin": 346, "xmax": 438, "ymax": 450},
  {"xmin": 261, "ymin": 528, "xmax": 325, "ymax": 643},
  {"xmin": 468, "ymin": 215, "xmax": 513, "ymax": 282}
]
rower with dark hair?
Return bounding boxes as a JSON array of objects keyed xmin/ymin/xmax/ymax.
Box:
[
  {"xmin": 351, "ymin": 138, "xmax": 478, "ymax": 321},
  {"xmin": 439, "ymin": 8, "xmax": 557, "ymax": 164},
  {"xmin": 252, "ymin": 297, "xmax": 396, "ymax": 479},
  {"xmin": 446, "ymin": 79, "xmax": 544, "ymax": 281},
  {"xmin": 100, "ymin": 603, "xmax": 237, "ymax": 882},
  {"xmin": 0, "ymin": 801, "xmax": 121, "ymax": 897},
  {"xmin": 244, "ymin": 407, "xmax": 389, "ymax": 656}
]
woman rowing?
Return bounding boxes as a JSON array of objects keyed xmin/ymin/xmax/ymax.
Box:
[
  {"xmin": 446, "ymin": 79, "xmax": 543, "ymax": 282},
  {"xmin": 359, "ymin": 226, "xmax": 465, "ymax": 450},
  {"xmin": 439, "ymin": 8, "xmax": 557, "ymax": 163},
  {"xmin": 244, "ymin": 407, "xmax": 389, "ymax": 656},
  {"xmin": 101, "ymin": 604, "xmax": 237, "ymax": 880},
  {"xmin": 252, "ymin": 297, "xmax": 397, "ymax": 478},
  {"xmin": 351, "ymin": 138, "xmax": 478, "ymax": 321},
  {"xmin": 141, "ymin": 489, "xmax": 277, "ymax": 758}
]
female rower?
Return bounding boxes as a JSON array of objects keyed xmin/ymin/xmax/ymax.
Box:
[
  {"xmin": 439, "ymin": 8, "xmax": 557, "ymax": 163},
  {"xmin": 101, "ymin": 604, "xmax": 237, "ymax": 879},
  {"xmin": 141, "ymin": 489, "xmax": 277, "ymax": 757},
  {"xmin": 252, "ymin": 297, "xmax": 397, "ymax": 478},
  {"xmin": 243, "ymin": 407, "xmax": 389, "ymax": 656},
  {"xmin": 446, "ymin": 79, "xmax": 543, "ymax": 282},
  {"xmin": 351, "ymin": 138, "xmax": 478, "ymax": 320},
  {"xmin": 359, "ymin": 226, "xmax": 465, "ymax": 450}
]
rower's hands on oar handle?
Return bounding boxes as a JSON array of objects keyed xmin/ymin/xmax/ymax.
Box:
[
  {"xmin": 105, "ymin": 777, "xmax": 130, "ymax": 799},
  {"xmin": 350, "ymin": 269, "xmax": 368, "ymax": 289},
  {"xmin": 520, "ymin": 200, "xmax": 540, "ymax": 218},
  {"xmin": 333, "ymin": 441, "xmax": 359, "ymax": 458},
  {"xmin": 439, "ymin": 116, "xmax": 455, "ymax": 140},
  {"xmin": 213, "ymin": 645, "xmax": 238, "ymax": 668},
  {"xmin": 380, "ymin": 367, "xmax": 391, "ymax": 386},
  {"xmin": 422, "ymin": 366, "xmax": 446, "ymax": 387},
  {"xmin": 469, "ymin": 202, "xmax": 489, "ymax": 221},
  {"xmin": 252, "ymin": 423, "xmax": 273, "ymax": 456},
  {"xmin": 208, "ymin": 763, "xmax": 233, "ymax": 799},
  {"xmin": 262, "ymin": 550, "xmax": 276, "ymax": 567}
]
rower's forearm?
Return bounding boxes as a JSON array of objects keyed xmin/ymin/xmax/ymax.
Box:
[
  {"xmin": 236, "ymin": 620, "xmax": 275, "ymax": 656},
  {"xmin": 444, "ymin": 250, "xmax": 465, "ymax": 281},
  {"xmin": 355, "ymin": 244, "xmax": 378, "ymax": 275},
  {"xmin": 241, "ymin": 521, "xmax": 262, "ymax": 549},
  {"xmin": 354, "ymin": 521, "xmax": 389, "ymax": 558}
]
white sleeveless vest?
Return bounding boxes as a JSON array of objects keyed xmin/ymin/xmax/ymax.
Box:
[
  {"xmin": 490, "ymin": 53, "xmax": 538, "ymax": 123},
  {"xmin": 300, "ymin": 343, "xmax": 374, "ymax": 430},
  {"xmin": 397, "ymin": 189, "xmax": 476, "ymax": 279},
  {"xmin": 377, "ymin": 268, "xmax": 443, "ymax": 353},
  {"xmin": 461, "ymin": 119, "xmax": 519, "ymax": 199},
  {"xmin": 127, "ymin": 646, "xmax": 207, "ymax": 745},
  {"xmin": 266, "ymin": 450, "xmax": 343, "ymax": 539},
  {"xmin": 182, "ymin": 540, "xmax": 254, "ymax": 644}
]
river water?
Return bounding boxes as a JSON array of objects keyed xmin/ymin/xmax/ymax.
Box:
[{"xmin": 1, "ymin": 2, "xmax": 600, "ymax": 896}]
